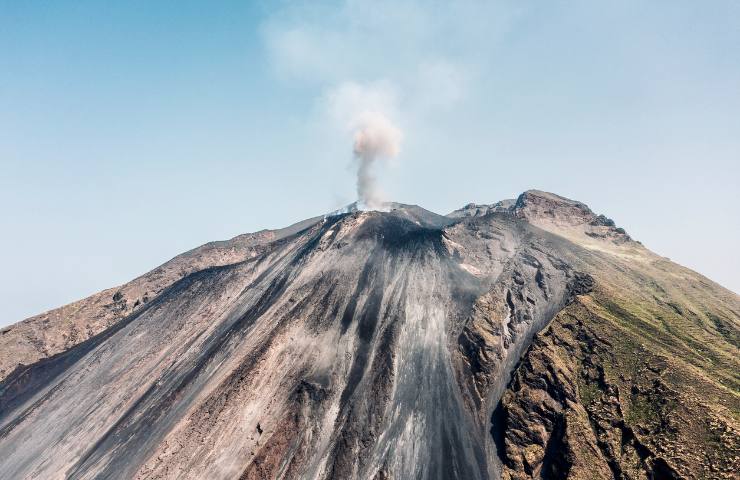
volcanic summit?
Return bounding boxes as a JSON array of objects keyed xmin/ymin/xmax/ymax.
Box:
[{"xmin": 0, "ymin": 190, "xmax": 737, "ymax": 479}]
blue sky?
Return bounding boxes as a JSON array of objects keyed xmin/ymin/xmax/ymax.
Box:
[{"xmin": 1, "ymin": 0, "xmax": 738, "ymax": 325}]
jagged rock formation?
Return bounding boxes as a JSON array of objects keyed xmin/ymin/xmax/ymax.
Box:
[{"xmin": 0, "ymin": 190, "xmax": 737, "ymax": 479}]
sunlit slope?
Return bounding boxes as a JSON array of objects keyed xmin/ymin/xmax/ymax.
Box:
[{"xmin": 496, "ymin": 222, "xmax": 739, "ymax": 479}]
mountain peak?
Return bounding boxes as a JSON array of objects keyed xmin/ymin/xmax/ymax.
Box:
[
  {"xmin": 513, "ymin": 190, "xmax": 632, "ymax": 243},
  {"xmin": 448, "ymin": 190, "xmax": 632, "ymax": 245},
  {"xmin": 513, "ymin": 189, "xmax": 596, "ymax": 223},
  {"xmin": 1, "ymin": 189, "xmax": 735, "ymax": 480}
]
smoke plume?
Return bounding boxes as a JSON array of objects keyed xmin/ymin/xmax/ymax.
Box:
[{"xmin": 352, "ymin": 111, "xmax": 402, "ymax": 210}]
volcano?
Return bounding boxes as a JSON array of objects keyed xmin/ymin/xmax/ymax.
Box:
[{"xmin": 0, "ymin": 190, "xmax": 737, "ymax": 479}]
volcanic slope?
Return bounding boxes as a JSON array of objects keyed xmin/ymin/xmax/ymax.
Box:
[{"xmin": 0, "ymin": 190, "xmax": 737, "ymax": 480}]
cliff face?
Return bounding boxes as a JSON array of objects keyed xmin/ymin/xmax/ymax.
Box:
[{"xmin": 0, "ymin": 191, "xmax": 737, "ymax": 479}]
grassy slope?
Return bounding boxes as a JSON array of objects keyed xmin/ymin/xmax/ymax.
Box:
[{"xmin": 500, "ymin": 236, "xmax": 740, "ymax": 479}]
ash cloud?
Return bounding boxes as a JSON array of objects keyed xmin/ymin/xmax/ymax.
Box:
[
  {"xmin": 324, "ymin": 82, "xmax": 403, "ymax": 210},
  {"xmin": 352, "ymin": 111, "xmax": 402, "ymax": 209}
]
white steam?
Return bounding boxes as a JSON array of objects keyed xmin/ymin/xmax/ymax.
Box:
[{"xmin": 352, "ymin": 111, "xmax": 402, "ymax": 210}]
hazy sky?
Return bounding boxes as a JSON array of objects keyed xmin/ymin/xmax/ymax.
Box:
[{"xmin": 1, "ymin": 0, "xmax": 738, "ymax": 326}]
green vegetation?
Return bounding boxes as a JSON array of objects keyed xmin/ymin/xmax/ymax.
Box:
[{"xmin": 577, "ymin": 378, "xmax": 600, "ymax": 406}]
